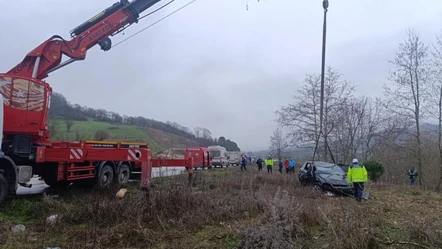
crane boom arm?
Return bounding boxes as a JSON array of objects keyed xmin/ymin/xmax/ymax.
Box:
[{"xmin": 7, "ymin": 0, "xmax": 161, "ymax": 80}]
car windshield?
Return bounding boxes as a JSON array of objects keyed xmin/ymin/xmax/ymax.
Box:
[{"xmin": 315, "ymin": 165, "xmax": 345, "ymax": 175}]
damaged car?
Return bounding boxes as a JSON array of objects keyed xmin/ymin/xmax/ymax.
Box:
[{"xmin": 298, "ymin": 161, "xmax": 353, "ymax": 196}]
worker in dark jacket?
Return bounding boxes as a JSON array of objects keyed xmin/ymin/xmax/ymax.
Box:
[
  {"xmin": 278, "ymin": 159, "xmax": 283, "ymax": 174},
  {"xmin": 347, "ymin": 158, "xmax": 368, "ymax": 202},
  {"xmin": 407, "ymin": 167, "xmax": 418, "ymax": 186},
  {"xmin": 240, "ymin": 155, "xmax": 248, "ymax": 172},
  {"xmin": 256, "ymin": 157, "xmax": 264, "ymax": 171}
]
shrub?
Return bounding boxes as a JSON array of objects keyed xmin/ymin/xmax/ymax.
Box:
[
  {"xmin": 363, "ymin": 160, "xmax": 385, "ymax": 182},
  {"xmin": 94, "ymin": 130, "xmax": 110, "ymax": 141}
]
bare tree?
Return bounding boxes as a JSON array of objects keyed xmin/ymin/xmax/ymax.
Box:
[
  {"xmin": 193, "ymin": 127, "xmax": 203, "ymax": 138},
  {"xmin": 322, "ymin": 68, "xmax": 355, "ymax": 161},
  {"xmin": 276, "ymin": 74, "xmax": 320, "ymax": 149},
  {"xmin": 331, "ymin": 97, "xmax": 368, "ymax": 164},
  {"xmin": 201, "ymin": 128, "xmax": 212, "ymax": 139},
  {"xmin": 383, "ymin": 29, "xmax": 432, "ymax": 187},
  {"xmin": 269, "ymin": 127, "xmax": 289, "ymax": 160},
  {"xmin": 358, "ymin": 98, "xmax": 383, "ymax": 161},
  {"xmin": 276, "ymin": 67, "xmax": 354, "ymax": 161},
  {"xmin": 110, "ymin": 112, "xmax": 123, "ymax": 128},
  {"xmin": 431, "ymin": 31, "xmax": 442, "ymax": 191}
]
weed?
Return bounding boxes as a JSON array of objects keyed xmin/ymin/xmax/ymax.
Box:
[{"xmin": 0, "ymin": 167, "xmax": 441, "ymax": 249}]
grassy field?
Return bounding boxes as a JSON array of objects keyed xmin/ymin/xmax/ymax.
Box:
[
  {"xmin": 49, "ymin": 119, "xmax": 165, "ymax": 153},
  {"xmin": 1, "ymin": 166, "xmax": 442, "ymax": 249}
]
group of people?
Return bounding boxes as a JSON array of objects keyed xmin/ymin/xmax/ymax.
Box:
[
  {"xmin": 238, "ymin": 154, "xmax": 419, "ymax": 203},
  {"xmin": 240, "ymin": 155, "xmax": 297, "ymax": 174},
  {"xmin": 333, "ymin": 159, "xmax": 420, "ymax": 202}
]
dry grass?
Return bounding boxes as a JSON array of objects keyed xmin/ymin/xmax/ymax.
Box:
[{"xmin": 0, "ymin": 167, "xmax": 441, "ymax": 249}]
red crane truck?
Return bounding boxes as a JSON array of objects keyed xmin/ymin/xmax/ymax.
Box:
[{"xmin": 0, "ymin": 0, "xmax": 168, "ymax": 204}]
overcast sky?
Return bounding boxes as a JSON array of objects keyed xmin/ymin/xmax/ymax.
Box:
[{"xmin": 2, "ymin": 0, "xmax": 442, "ymax": 151}]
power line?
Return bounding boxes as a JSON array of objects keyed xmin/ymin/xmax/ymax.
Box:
[
  {"xmin": 112, "ymin": 0, "xmax": 175, "ymax": 37},
  {"xmin": 112, "ymin": 0, "xmax": 198, "ymax": 48},
  {"xmin": 138, "ymin": 0, "xmax": 175, "ymax": 20}
]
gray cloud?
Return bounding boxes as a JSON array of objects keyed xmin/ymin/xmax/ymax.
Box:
[{"xmin": 1, "ymin": 0, "xmax": 442, "ymax": 151}]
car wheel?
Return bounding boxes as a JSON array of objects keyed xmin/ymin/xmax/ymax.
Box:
[{"xmin": 312, "ymin": 184, "xmax": 322, "ymax": 192}]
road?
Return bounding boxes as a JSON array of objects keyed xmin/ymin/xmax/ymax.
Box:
[{"xmin": 16, "ymin": 166, "xmax": 189, "ymax": 196}]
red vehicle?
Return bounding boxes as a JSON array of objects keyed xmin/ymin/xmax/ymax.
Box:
[
  {"xmin": 150, "ymin": 147, "xmax": 211, "ymax": 170},
  {"xmin": 0, "ymin": 0, "xmax": 169, "ymax": 204},
  {"xmin": 184, "ymin": 147, "xmax": 211, "ymax": 169}
]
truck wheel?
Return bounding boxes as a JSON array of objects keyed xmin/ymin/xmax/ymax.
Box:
[
  {"xmin": 115, "ymin": 164, "xmax": 130, "ymax": 185},
  {"xmin": 98, "ymin": 165, "xmax": 114, "ymax": 188},
  {"xmin": 0, "ymin": 173, "xmax": 8, "ymax": 204},
  {"xmin": 43, "ymin": 174, "xmax": 70, "ymax": 189}
]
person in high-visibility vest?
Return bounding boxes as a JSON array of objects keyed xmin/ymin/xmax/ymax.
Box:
[
  {"xmin": 347, "ymin": 158, "xmax": 368, "ymax": 202},
  {"xmin": 265, "ymin": 156, "xmax": 274, "ymax": 174}
]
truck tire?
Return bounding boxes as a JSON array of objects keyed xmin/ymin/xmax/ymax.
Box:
[
  {"xmin": 115, "ymin": 164, "xmax": 130, "ymax": 185},
  {"xmin": 0, "ymin": 173, "xmax": 8, "ymax": 204},
  {"xmin": 43, "ymin": 172, "xmax": 70, "ymax": 189},
  {"xmin": 97, "ymin": 165, "xmax": 114, "ymax": 188}
]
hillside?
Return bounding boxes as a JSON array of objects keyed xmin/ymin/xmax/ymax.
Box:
[
  {"xmin": 49, "ymin": 119, "xmax": 164, "ymax": 153},
  {"xmin": 49, "ymin": 119, "xmax": 215, "ymax": 154},
  {"xmin": 48, "ymin": 92, "xmax": 241, "ymax": 153}
]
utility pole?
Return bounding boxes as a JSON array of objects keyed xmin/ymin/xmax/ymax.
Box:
[
  {"xmin": 320, "ymin": 0, "xmax": 328, "ymax": 133},
  {"xmin": 312, "ymin": 0, "xmax": 329, "ymax": 162}
]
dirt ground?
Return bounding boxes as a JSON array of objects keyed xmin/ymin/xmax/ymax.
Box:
[{"xmin": 0, "ymin": 166, "xmax": 441, "ymax": 249}]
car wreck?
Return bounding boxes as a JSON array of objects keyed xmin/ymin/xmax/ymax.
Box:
[{"xmin": 298, "ymin": 161, "xmax": 354, "ymax": 196}]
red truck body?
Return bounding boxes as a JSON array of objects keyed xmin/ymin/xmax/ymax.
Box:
[{"xmin": 150, "ymin": 147, "xmax": 211, "ymax": 169}]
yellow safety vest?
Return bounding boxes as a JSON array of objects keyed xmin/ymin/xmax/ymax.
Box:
[
  {"xmin": 265, "ymin": 159, "xmax": 274, "ymax": 166},
  {"xmin": 347, "ymin": 164, "xmax": 368, "ymax": 183}
]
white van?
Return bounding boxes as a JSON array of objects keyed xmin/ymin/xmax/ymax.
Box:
[
  {"xmin": 227, "ymin": 151, "xmax": 241, "ymax": 166},
  {"xmin": 208, "ymin": 145, "xmax": 229, "ymax": 168}
]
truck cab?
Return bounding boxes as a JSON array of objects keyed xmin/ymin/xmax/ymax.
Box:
[{"xmin": 0, "ymin": 94, "xmax": 33, "ymax": 204}]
